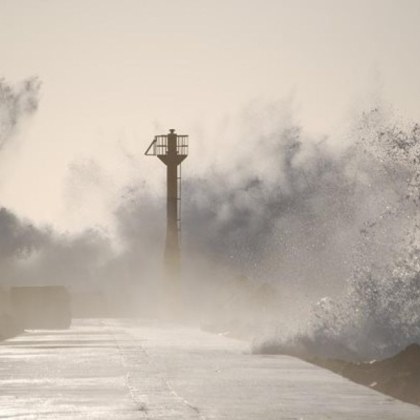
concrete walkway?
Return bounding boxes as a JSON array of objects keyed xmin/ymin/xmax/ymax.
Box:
[{"xmin": 1, "ymin": 319, "xmax": 420, "ymax": 419}]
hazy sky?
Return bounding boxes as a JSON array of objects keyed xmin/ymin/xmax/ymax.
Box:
[{"xmin": 0, "ymin": 0, "xmax": 420, "ymax": 231}]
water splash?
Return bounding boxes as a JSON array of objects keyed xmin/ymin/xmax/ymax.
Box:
[{"xmin": 255, "ymin": 109, "xmax": 420, "ymax": 361}]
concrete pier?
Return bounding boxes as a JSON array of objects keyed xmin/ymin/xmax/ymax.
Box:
[{"xmin": 1, "ymin": 319, "xmax": 419, "ymax": 419}]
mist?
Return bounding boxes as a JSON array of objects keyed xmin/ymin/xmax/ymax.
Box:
[
  {"xmin": 0, "ymin": 77, "xmax": 419, "ymax": 362},
  {"xmin": 0, "ymin": 77, "xmax": 40, "ymax": 149}
]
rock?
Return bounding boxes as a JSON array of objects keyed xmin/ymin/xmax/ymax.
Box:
[{"xmin": 311, "ymin": 343, "xmax": 420, "ymax": 407}]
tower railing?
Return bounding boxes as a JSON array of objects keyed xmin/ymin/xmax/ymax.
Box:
[{"xmin": 145, "ymin": 134, "xmax": 189, "ymax": 157}]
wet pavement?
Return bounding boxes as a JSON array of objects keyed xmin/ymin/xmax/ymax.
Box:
[{"xmin": 1, "ymin": 319, "xmax": 420, "ymax": 419}]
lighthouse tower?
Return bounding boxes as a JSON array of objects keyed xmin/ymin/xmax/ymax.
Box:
[{"xmin": 145, "ymin": 129, "xmax": 188, "ymax": 305}]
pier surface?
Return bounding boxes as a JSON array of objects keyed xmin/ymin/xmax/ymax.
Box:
[{"xmin": 1, "ymin": 319, "xmax": 419, "ymax": 419}]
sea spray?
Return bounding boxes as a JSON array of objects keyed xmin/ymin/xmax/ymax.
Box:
[
  {"xmin": 0, "ymin": 77, "xmax": 40, "ymax": 149},
  {"xmin": 254, "ymin": 110, "xmax": 420, "ymax": 361},
  {"xmin": 1, "ymin": 91, "xmax": 419, "ymax": 336}
]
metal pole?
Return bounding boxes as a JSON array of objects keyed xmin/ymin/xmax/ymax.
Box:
[{"xmin": 165, "ymin": 159, "xmax": 180, "ymax": 278}]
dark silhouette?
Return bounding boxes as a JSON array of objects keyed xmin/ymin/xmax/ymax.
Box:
[{"xmin": 145, "ymin": 129, "xmax": 188, "ymax": 311}]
